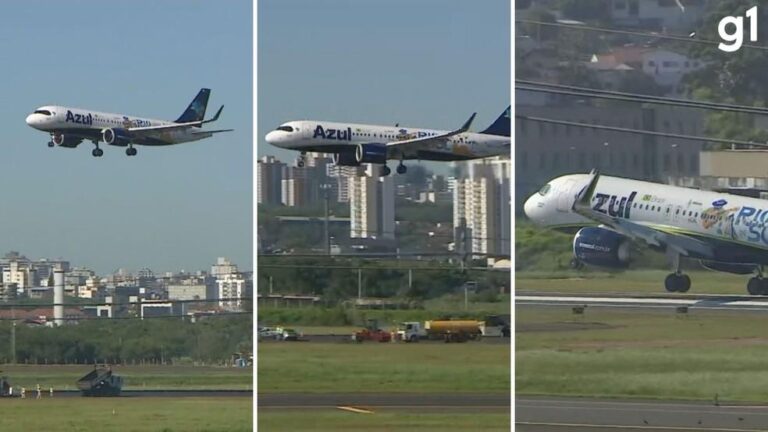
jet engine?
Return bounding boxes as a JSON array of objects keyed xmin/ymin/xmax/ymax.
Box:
[
  {"xmin": 355, "ymin": 143, "xmax": 387, "ymax": 164},
  {"xmin": 333, "ymin": 152, "xmax": 360, "ymax": 166},
  {"xmin": 573, "ymin": 227, "xmax": 631, "ymax": 268},
  {"xmin": 102, "ymin": 128, "xmax": 131, "ymax": 146},
  {"xmin": 51, "ymin": 134, "xmax": 83, "ymax": 148}
]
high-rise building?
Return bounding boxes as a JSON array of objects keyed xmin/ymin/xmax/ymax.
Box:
[
  {"xmin": 453, "ymin": 157, "xmax": 511, "ymax": 256},
  {"xmin": 349, "ymin": 165, "xmax": 395, "ymax": 240},
  {"xmin": 211, "ymin": 257, "xmax": 237, "ymax": 277},
  {"xmin": 216, "ymin": 273, "xmax": 251, "ymax": 310},
  {"xmin": 257, "ymin": 156, "xmax": 286, "ymax": 205}
]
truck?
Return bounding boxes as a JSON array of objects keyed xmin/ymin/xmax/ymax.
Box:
[
  {"xmin": 351, "ymin": 319, "xmax": 392, "ymax": 343},
  {"xmin": 76, "ymin": 365, "xmax": 123, "ymax": 397},
  {"xmin": 397, "ymin": 320, "xmax": 483, "ymax": 343}
]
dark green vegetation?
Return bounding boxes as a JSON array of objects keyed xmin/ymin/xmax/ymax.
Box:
[
  {"xmin": 0, "ymin": 364, "xmax": 251, "ymax": 390},
  {"xmin": 259, "ymin": 343, "xmax": 510, "ymax": 393},
  {"xmin": 260, "ymin": 295, "xmax": 510, "ymax": 326},
  {"xmin": 258, "ymin": 411, "xmax": 509, "ymax": 432},
  {"xmin": 259, "ymin": 256, "xmax": 508, "ymax": 305},
  {"xmin": 517, "ymin": 306, "xmax": 768, "ymax": 402},
  {"xmin": 0, "ymin": 398, "xmax": 251, "ymax": 432},
  {"xmin": 0, "ymin": 315, "xmax": 251, "ymax": 364}
]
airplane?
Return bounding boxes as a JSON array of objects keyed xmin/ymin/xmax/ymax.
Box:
[
  {"xmin": 524, "ymin": 170, "xmax": 768, "ymax": 295},
  {"xmin": 264, "ymin": 107, "xmax": 510, "ymax": 176},
  {"xmin": 25, "ymin": 89, "xmax": 232, "ymax": 157}
]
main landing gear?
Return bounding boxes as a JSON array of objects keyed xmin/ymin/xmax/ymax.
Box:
[
  {"xmin": 126, "ymin": 146, "xmax": 137, "ymax": 156},
  {"xmin": 91, "ymin": 141, "xmax": 103, "ymax": 158},
  {"xmin": 396, "ymin": 162, "xmax": 407, "ymax": 175},
  {"xmin": 747, "ymin": 267, "xmax": 768, "ymax": 295},
  {"xmin": 380, "ymin": 165, "xmax": 391, "ymax": 177},
  {"xmin": 664, "ymin": 251, "xmax": 690, "ymax": 293}
]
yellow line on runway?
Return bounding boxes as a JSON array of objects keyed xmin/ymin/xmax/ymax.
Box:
[
  {"xmin": 338, "ymin": 406, "xmax": 374, "ymax": 414},
  {"xmin": 515, "ymin": 421, "xmax": 765, "ymax": 432}
]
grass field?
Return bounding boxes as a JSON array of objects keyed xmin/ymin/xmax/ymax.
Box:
[
  {"xmin": 0, "ymin": 364, "xmax": 252, "ymax": 390},
  {"xmin": 516, "ymin": 269, "xmax": 753, "ymax": 295},
  {"xmin": 517, "ymin": 305, "xmax": 768, "ymax": 402},
  {"xmin": 257, "ymin": 410, "xmax": 509, "ymax": 431},
  {"xmin": 0, "ymin": 397, "xmax": 252, "ymax": 432},
  {"xmin": 258, "ymin": 343, "xmax": 510, "ymax": 393}
]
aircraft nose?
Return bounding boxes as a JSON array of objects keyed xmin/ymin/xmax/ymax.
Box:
[
  {"xmin": 25, "ymin": 114, "xmax": 35, "ymax": 126},
  {"xmin": 265, "ymin": 131, "xmax": 278, "ymax": 144},
  {"xmin": 523, "ymin": 194, "xmax": 543, "ymax": 224}
]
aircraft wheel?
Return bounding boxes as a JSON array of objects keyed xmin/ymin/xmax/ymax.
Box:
[
  {"xmin": 126, "ymin": 147, "xmax": 137, "ymax": 156},
  {"xmin": 748, "ymin": 277, "xmax": 764, "ymax": 295},
  {"xmin": 92, "ymin": 148, "xmax": 103, "ymax": 157},
  {"xmin": 47, "ymin": 141, "xmax": 54, "ymax": 148},
  {"xmin": 396, "ymin": 164, "xmax": 407, "ymax": 175},
  {"xmin": 380, "ymin": 165, "xmax": 391, "ymax": 176},
  {"xmin": 297, "ymin": 159, "xmax": 305, "ymax": 168},
  {"xmin": 678, "ymin": 274, "xmax": 691, "ymax": 293}
]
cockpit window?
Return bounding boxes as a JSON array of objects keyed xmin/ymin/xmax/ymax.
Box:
[
  {"xmin": 276, "ymin": 126, "xmax": 294, "ymax": 132},
  {"xmin": 537, "ymin": 183, "xmax": 551, "ymax": 196},
  {"xmin": 34, "ymin": 110, "xmax": 52, "ymax": 116}
]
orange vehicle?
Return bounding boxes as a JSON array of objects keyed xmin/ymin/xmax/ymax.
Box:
[{"xmin": 351, "ymin": 319, "xmax": 391, "ymax": 343}]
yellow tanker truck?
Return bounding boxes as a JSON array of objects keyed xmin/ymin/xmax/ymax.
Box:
[{"xmin": 397, "ymin": 320, "xmax": 483, "ymax": 343}]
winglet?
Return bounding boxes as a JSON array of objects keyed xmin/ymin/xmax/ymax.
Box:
[
  {"xmin": 202, "ymin": 105, "xmax": 224, "ymax": 125},
  {"xmin": 574, "ymin": 169, "xmax": 601, "ymax": 211},
  {"xmin": 460, "ymin": 113, "xmax": 477, "ymax": 132}
]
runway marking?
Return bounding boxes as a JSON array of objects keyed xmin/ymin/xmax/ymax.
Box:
[
  {"xmin": 338, "ymin": 406, "xmax": 374, "ymax": 414},
  {"xmin": 515, "ymin": 421, "xmax": 766, "ymax": 431}
]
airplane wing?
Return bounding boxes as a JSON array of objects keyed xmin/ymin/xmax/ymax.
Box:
[
  {"xmin": 572, "ymin": 170, "xmax": 716, "ymax": 259},
  {"xmin": 383, "ymin": 113, "xmax": 476, "ymax": 158},
  {"xmin": 191, "ymin": 129, "xmax": 233, "ymax": 135},
  {"xmin": 125, "ymin": 105, "xmax": 226, "ymax": 135}
]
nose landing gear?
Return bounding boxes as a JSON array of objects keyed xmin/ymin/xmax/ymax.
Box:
[{"xmin": 91, "ymin": 141, "xmax": 103, "ymax": 157}]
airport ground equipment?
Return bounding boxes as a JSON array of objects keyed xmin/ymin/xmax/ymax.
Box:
[
  {"xmin": 396, "ymin": 320, "xmax": 484, "ymax": 342},
  {"xmin": 0, "ymin": 375, "xmax": 11, "ymax": 397},
  {"xmin": 76, "ymin": 365, "xmax": 123, "ymax": 396},
  {"xmin": 352, "ymin": 319, "xmax": 392, "ymax": 343}
]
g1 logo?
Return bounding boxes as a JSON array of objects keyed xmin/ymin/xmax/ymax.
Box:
[{"xmin": 718, "ymin": 6, "xmax": 758, "ymax": 52}]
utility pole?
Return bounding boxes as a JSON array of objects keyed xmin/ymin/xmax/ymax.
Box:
[
  {"xmin": 321, "ymin": 183, "xmax": 331, "ymax": 255},
  {"xmin": 10, "ymin": 307, "xmax": 16, "ymax": 364},
  {"xmin": 357, "ymin": 268, "xmax": 362, "ymax": 299},
  {"xmin": 268, "ymin": 276, "xmax": 273, "ymax": 295}
]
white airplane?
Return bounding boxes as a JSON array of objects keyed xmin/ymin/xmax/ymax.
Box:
[
  {"xmin": 264, "ymin": 107, "xmax": 510, "ymax": 176},
  {"xmin": 524, "ymin": 170, "xmax": 768, "ymax": 295},
  {"xmin": 25, "ymin": 89, "xmax": 232, "ymax": 157}
]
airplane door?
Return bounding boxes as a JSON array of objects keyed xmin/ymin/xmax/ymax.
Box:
[{"xmin": 556, "ymin": 179, "xmax": 576, "ymax": 212}]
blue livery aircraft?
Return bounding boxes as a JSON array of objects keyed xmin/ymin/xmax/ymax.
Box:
[
  {"xmin": 26, "ymin": 89, "xmax": 232, "ymax": 157},
  {"xmin": 265, "ymin": 107, "xmax": 510, "ymax": 176},
  {"xmin": 525, "ymin": 170, "xmax": 768, "ymax": 295}
]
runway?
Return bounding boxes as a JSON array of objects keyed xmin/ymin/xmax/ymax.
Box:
[
  {"xmin": 17, "ymin": 389, "xmax": 252, "ymax": 398},
  {"xmin": 259, "ymin": 392, "xmax": 510, "ymax": 412},
  {"xmin": 517, "ymin": 396, "xmax": 768, "ymax": 431},
  {"xmin": 516, "ymin": 292, "xmax": 768, "ymax": 313}
]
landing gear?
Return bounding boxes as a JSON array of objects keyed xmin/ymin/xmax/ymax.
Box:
[
  {"xmin": 747, "ymin": 267, "xmax": 768, "ymax": 295},
  {"xmin": 380, "ymin": 165, "xmax": 391, "ymax": 176},
  {"xmin": 91, "ymin": 148, "xmax": 103, "ymax": 157},
  {"xmin": 396, "ymin": 162, "xmax": 407, "ymax": 175},
  {"xmin": 569, "ymin": 258, "xmax": 584, "ymax": 270},
  {"xmin": 664, "ymin": 273, "xmax": 691, "ymax": 293},
  {"xmin": 664, "ymin": 251, "xmax": 690, "ymax": 293},
  {"xmin": 47, "ymin": 141, "xmax": 54, "ymax": 148},
  {"xmin": 297, "ymin": 152, "xmax": 306, "ymax": 168},
  {"xmin": 126, "ymin": 147, "xmax": 137, "ymax": 156}
]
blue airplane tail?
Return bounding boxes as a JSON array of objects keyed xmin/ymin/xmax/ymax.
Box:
[
  {"xmin": 175, "ymin": 88, "xmax": 211, "ymax": 124},
  {"xmin": 480, "ymin": 106, "xmax": 510, "ymax": 137}
]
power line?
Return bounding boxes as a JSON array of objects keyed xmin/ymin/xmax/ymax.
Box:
[
  {"xmin": 515, "ymin": 19, "xmax": 768, "ymax": 52},
  {"xmin": 515, "ymin": 114, "xmax": 768, "ymax": 148},
  {"xmin": 516, "ymin": 80, "xmax": 768, "ymax": 116}
]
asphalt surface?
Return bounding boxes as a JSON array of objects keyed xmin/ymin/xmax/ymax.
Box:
[
  {"xmin": 259, "ymin": 392, "xmax": 510, "ymax": 412},
  {"xmin": 260, "ymin": 334, "xmax": 510, "ymax": 344},
  {"xmin": 516, "ymin": 292, "xmax": 768, "ymax": 313},
  {"xmin": 517, "ymin": 396, "xmax": 768, "ymax": 431},
  {"xmin": 10, "ymin": 389, "xmax": 252, "ymax": 398}
]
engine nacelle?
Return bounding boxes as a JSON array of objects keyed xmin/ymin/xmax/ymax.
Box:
[
  {"xmin": 51, "ymin": 134, "xmax": 83, "ymax": 148},
  {"xmin": 333, "ymin": 152, "xmax": 360, "ymax": 166},
  {"xmin": 355, "ymin": 143, "xmax": 387, "ymax": 164},
  {"xmin": 700, "ymin": 260, "xmax": 757, "ymax": 275},
  {"xmin": 573, "ymin": 227, "xmax": 631, "ymax": 269},
  {"xmin": 102, "ymin": 128, "xmax": 131, "ymax": 146}
]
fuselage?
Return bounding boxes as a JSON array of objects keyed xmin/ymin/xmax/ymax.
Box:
[
  {"xmin": 265, "ymin": 120, "xmax": 509, "ymax": 161},
  {"xmin": 524, "ymin": 174, "xmax": 768, "ymax": 263},
  {"xmin": 25, "ymin": 105, "xmax": 210, "ymax": 146}
]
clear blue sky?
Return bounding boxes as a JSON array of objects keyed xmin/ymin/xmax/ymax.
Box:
[
  {"xmin": 257, "ymin": 0, "xmax": 510, "ymax": 174},
  {"xmin": 2, "ymin": 0, "xmax": 252, "ymax": 274}
]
